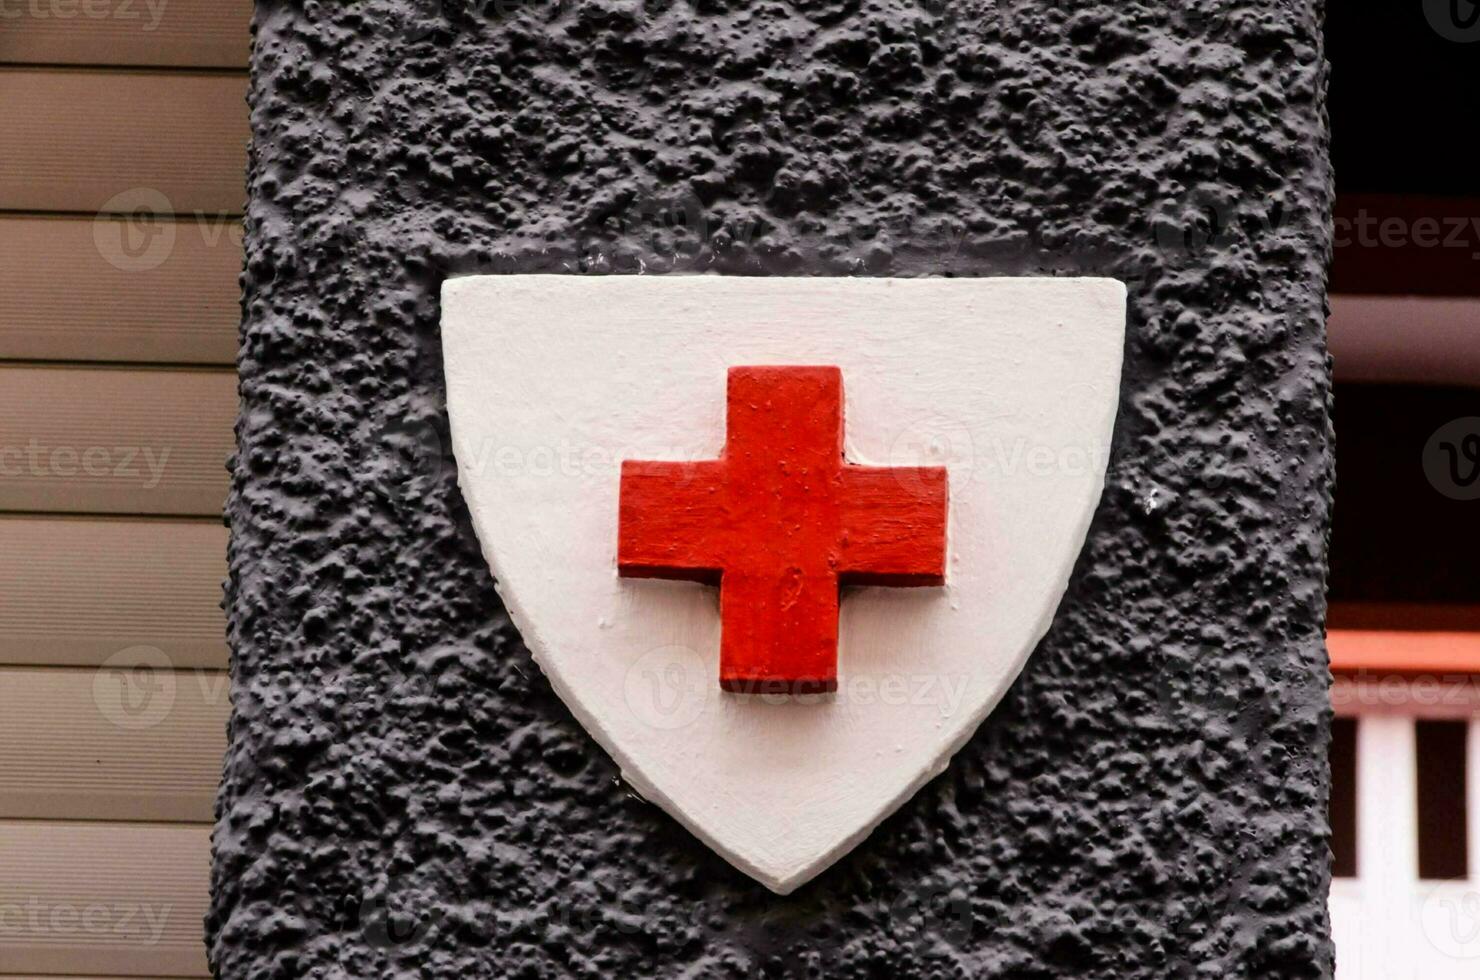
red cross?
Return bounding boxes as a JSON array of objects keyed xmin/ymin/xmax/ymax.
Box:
[{"xmin": 618, "ymin": 366, "xmax": 949, "ymax": 695}]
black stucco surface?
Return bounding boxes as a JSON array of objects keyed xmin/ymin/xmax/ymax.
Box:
[{"xmin": 213, "ymin": 1, "xmax": 1335, "ymax": 976}]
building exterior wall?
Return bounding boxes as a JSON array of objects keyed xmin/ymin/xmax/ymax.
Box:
[
  {"xmin": 214, "ymin": 2, "xmax": 1336, "ymax": 976},
  {"xmin": 0, "ymin": 4, "xmax": 250, "ymax": 976}
]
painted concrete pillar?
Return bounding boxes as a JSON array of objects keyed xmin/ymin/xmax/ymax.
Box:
[{"xmin": 212, "ymin": 1, "xmax": 1334, "ymax": 976}]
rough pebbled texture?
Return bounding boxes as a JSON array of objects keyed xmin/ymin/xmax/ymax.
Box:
[{"xmin": 213, "ymin": 1, "xmax": 1335, "ymax": 977}]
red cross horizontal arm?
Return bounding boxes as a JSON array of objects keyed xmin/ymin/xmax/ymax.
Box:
[{"xmin": 618, "ymin": 366, "xmax": 949, "ymax": 695}]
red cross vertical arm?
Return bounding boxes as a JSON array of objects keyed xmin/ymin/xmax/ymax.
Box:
[{"xmin": 618, "ymin": 366, "xmax": 949, "ymax": 694}]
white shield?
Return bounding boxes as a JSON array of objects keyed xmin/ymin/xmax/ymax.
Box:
[{"xmin": 442, "ymin": 275, "xmax": 1125, "ymax": 893}]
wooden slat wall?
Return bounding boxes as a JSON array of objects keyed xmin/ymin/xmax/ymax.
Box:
[
  {"xmin": 0, "ymin": 666, "xmax": 228, "ymax": 822},
  {"xmin": 0, "ymin": 821, "xmax": 211, "ymax": 977},
  {"xmin": 0, "ymin": 517, "xmax": 228, "ymax": 669},
  {"xmin": 0, "ymin": 366, "xmax": 236, "ymax": 515},
  {"xmin": 0, "ymin": 215, "xmax": 242, "ymax": 363},
  {"xmin": 0, "ymin": 69, "xmax": 248, "ymax": 214},
  {"xmin": 0, "ymin": 0, "xmax": 252, "ymax": 69},
  {"xmin": 0, "ymin": 12, "xmax": 249, "ymax": 978}
]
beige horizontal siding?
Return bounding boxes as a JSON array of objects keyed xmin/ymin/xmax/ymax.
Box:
[
  {"xmin": 0, "ymin": 69, "xmax": 247, "ymax": 215},
  {"xmin": 0, "ymin": 366, "xmax": 235, "ymax": 515},
  {"xmin": 0, "ymin": 820, "xmax": 210, "ymax": 977},
  {"xmin": 0, "ymin": 517, "xmax": 228, "ymax": 668},
  {"xmin": 0, "ymin": 666, "xmax": 227, "ymax": 823},
  {"xmin": 0, "ymin": 26, "xmax": 247, "ymax": 980},
  {"xmin": 0, "ymin": 0, "xmax": 250, "ymax": 69},
  {"xmin": 0, "ymin": 215, "xmax": 241, "ymax": 364}
]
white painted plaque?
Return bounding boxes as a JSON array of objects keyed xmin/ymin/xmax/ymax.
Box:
[{"xmin": 443, "ymin": 275, "xmax": 1125, "ymax": 893}]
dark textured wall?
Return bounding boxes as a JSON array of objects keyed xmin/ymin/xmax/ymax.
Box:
[{"xmin": 212, "ymin": 1, "xmax": 1335, "ymax": 976}]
